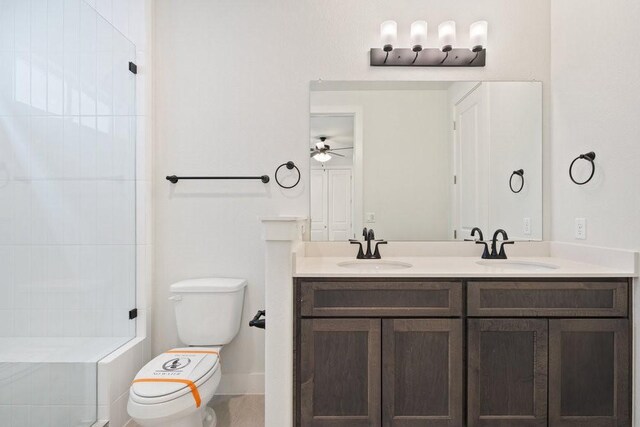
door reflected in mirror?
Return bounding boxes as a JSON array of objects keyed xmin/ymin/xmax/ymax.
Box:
[{"xmin": 309, "ymin": 81, "xmax": 542, "ymax": 242}]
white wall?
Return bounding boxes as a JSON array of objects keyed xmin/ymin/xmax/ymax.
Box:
[
  {"xmin": 311, "ymin": 89, "xmax": 451, "ymax": 240},
  {"xmin": 550, "ymin": 0, "xmax": 640, "ymax": 250},
  {"xmin": 550, "ymin": 1, "xmax": 640, "ymax": 418},
  {"xmin": 448, "ymin": 82, "xmax": 543, "ymax": 241},
  {"xmin": 153, "ymin": 0, "xmax": 551, "ymax": 393},
  {"xmin": 487, "ymin": 82, "xmax": 543, "ymax": 240}
]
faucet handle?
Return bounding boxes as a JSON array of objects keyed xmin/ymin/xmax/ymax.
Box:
[
  {"xmin": 474, "ymin": 240, "xmax": 491, "ymax": 259},
  {"xmin": 373, "ymin": 240, "xmax": 387, "ymax": 259},
  {"xmin": 350, "ymin": 240, "xmax": 365, "ymax": 259},
  {"xmin": 498, "ymin": 240, "xmax": 515, "ymax": 259}
]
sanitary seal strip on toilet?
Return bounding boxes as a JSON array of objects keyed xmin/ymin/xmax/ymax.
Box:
[{"xmin": 131, "ymin": 349, "xmax": 219, "ymax": 406}]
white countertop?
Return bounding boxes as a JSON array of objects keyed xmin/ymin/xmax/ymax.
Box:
[{"xmin": 294, "ymin": 256, "xmax": 633, "ymax": 278}]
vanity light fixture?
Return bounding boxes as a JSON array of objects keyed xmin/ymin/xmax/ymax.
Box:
[
  {"xmin": 371, "ymin": 20, "xmax": 487, "ymax": 67},
  {"xmin": 380, "ymin": 20, "xmax": 398, "ymax": 63},
  {"xmin": 470, "ymin": 20, "xmax": 488, "ymax": 52},
  {"xmin": 438, "ymin": 20, "xmax": 456, "ymax": 52},
  {"xmin": 410, "ymin": 21, "xmax": 428, "ymax": 63}
]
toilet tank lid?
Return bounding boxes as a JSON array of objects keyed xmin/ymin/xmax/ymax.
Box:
[{"xmin": 170, "ymin": 277, "xmax": 248, "ymax": 293}]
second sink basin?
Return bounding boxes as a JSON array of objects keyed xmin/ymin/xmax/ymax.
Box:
[
  {"xmin": 338, "ymin": 260, "xmax": 413, "ymax": 271},
  {"xmin": 476, "ymin": 260, "xmax": 559, "ymax": 271}
]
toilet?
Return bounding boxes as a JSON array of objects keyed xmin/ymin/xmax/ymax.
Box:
[{"xmin": 128, "ymin": 278, "xmax": 247, "ymax": 427}]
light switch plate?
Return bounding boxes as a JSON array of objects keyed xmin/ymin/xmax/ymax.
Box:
[
  {"xmin": 365, "ymin": 212, "xmax": 376, "ymax": 223},
  {"xmin": 575, "ymin": 218, "xmax": 586, "ymax": 240}
]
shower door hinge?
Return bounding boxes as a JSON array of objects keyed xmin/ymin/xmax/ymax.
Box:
[
  {"xmin": 129, "ymin": 308, "xmax": 138, "ymax": 320},
  {"xmin": 129, "ymin": 62, "xmax": 138, "ymax": 74}
]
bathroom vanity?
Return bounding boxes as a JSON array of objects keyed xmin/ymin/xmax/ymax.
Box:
[
  {"xmin": 290, "ymin": 248, "xmax": 635, "ymax": 427},
  {"xmin": 262, "ymin": 79, "xmax": 637, "ymax": 427}
]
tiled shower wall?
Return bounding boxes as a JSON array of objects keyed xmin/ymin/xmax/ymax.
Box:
[
  {"xmin": 0, "ymin": 0, "xmax": 138, "ymax": 338},
  {"xmin": 0, "ymin": 0, "xmax": 153, "ymax": 425}
]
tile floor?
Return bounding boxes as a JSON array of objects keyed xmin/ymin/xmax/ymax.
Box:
[
  {"xmin": 209, "ymin": 395, "xmax": 265, "ymax": 427},
  {"xmin": 128, "ymin": 394, "xmax": 265, "ymax": 427}
]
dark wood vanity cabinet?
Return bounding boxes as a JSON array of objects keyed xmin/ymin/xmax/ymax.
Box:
[
  {"xmin": 295, "ymin": 278, "xmax": 632, "ymax": 427},
  {"xmin": 383, "ymin": 318, "xmax": 463, "ymax": 427},
  {"xmin": 548, "ymin": 319, "xmax": 630, "ymax": 426},
  {"xmin": 467, "ymin": 319, "xmax": 549, "ymax": 427},
  {"xmin": 299, "ymin": 318, "xmax": 381, "ymax": 427},
  {"xmin": 466, "ymin": 280, "xmax": 631, "ymax": 427}
]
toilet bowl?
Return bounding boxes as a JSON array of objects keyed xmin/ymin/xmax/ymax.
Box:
[
  {"xmin": 128, "ymin": 278, "xmax": 247, "ymax": 427},
  {"xmin": 128, "ymin": 347, "xmax": 222, "ymax": 427}
]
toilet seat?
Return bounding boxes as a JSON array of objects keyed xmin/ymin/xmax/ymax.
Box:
[{"xmin": 130, "ymin": 347, "xmax": 221, "ymax": 407}]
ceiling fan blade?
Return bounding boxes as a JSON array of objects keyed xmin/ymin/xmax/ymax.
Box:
[
  {"xmin": 330, "ymin": 147, "xmax": 354, "ymax": 151},
  {"xmin": 328, "ymin": 152, "xmax": 346, "ymax": 158}
]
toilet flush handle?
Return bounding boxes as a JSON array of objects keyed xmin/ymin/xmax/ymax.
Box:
[{"xmin": 168, "ymin": 295, "xmax": 182, "ymax": 302}]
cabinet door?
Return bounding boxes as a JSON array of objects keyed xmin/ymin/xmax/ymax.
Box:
[
  {"xmin": 468, "ymin": 319, "xmax": 548, "ymax": 427},
  {"xmin": 382, "ymin": 319, "xmax": 463, "ymax": 427},
  {"xmin": 300, "ymin": 319, "xmax": 381, "ymax": 427},
  {"xmin": 549, "ymin": 319, "xmax": 630, "ymax": 427}
]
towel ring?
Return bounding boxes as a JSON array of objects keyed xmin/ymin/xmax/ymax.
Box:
[
  {"xmin": 509, "ymin": 169, "xmax": 525, "ymax": 193},
  {"xmin": 275, "ymin": 161, "xmax": 301, "ymax": 189},
  {"xmin": 569, "ymin": 151, "xmax": 596, "ymax": 185}
]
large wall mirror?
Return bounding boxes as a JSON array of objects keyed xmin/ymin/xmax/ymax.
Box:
[{"xmin": 309, "ymin": 81, "xmax": 542, "ymax": 241}]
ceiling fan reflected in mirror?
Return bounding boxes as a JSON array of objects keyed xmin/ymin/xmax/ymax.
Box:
[{"xmin": 310, "ymin": 136, "xmax": 353, "ymax": 163}]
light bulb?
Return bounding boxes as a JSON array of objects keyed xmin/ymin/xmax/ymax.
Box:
[
  {"xmin": 380, "ymin": 20, "xmax": 397, "ymax": 52},
  {"xmin": 438, "ymin": 21, "xmax": 456, "ymax": 52},
  {"xmin": 410, "ymin": 21, "xmax": 428, "ymax": 52},
  {"xmin": 313, "ymin": 152, "xmax": 332, "ymax": 163},
  {"xmin": 470, "ymin": 21, "xmax": 488, "ymax": 52}
]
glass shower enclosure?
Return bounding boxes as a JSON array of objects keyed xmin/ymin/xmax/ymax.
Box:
[{"xmin": 0, "ymin": 1, "xmax": 137, "ymax": 425}]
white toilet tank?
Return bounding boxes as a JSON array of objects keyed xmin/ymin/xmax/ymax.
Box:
[{"xmin": 170, "ymin": 278, "xmax": 247, "ymax": 346}]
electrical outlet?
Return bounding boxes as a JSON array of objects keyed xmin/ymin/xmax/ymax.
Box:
[
  {"xmin": 365, "ymin": 212, "xmax": 376, "ymax": 223},
  {"xmin": 523, "ymin": 218, "xmax": 531, "ymax": 236},
  {"xmin": 575, "ymin": 218, "xmax": 586, "ymax": 240}
]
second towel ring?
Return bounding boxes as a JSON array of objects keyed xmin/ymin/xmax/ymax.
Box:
[
  {"xmin": 275, "ymin": 161, "xmax": 301, "ymax": 189},
  {"xmin": 509, "ymin": 169, "xmax": 525, "ymax": 193},
  {"xmin": 569, "ymin": 151, "xmax": 596, "ymax": 185}
]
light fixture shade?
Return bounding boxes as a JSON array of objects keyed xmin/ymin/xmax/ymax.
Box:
[
  {"xmin": 410, "ymin": 20, "xmax": 428, "ymax": 51},
  {"xmin": 313, "ymin": 152, "xmax": 332, "ymax": 162},
  {"xmin": 438, "ymin": 20, "xmax": 456, "ymax": 51},
  {"xmin": 470, "ymin": 21, "xmax": 488, "ymax": 51},
  {"xmin": 380, "ymin": 20, "xmax": 397, "ymax": 50}
]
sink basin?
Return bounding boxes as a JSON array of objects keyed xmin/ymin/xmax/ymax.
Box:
[
  {"xmin": 338, "ymin": 260, "xmax": 413, "ymax": 271},
  {"xmin": 476, "ymin": 260, "xmax": 559, "ymax": 271}
]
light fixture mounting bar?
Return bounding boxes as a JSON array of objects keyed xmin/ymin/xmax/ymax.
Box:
[{"xmin": 370, "ymin": 48, "xmax": 486, "ymax": 67}]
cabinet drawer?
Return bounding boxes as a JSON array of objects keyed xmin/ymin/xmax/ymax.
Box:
[
  {"xmin": 300, "ymin": 280, "xmax": 462, "ymax": 317},
  {"xmin": 467, "ymin": 280, "xmax": 628, "ymax": 317}
]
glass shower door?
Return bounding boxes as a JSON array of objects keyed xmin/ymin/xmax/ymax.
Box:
[{"xmin": 0, "ymin": 1, "xmax": 137, "ymax": 425}]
